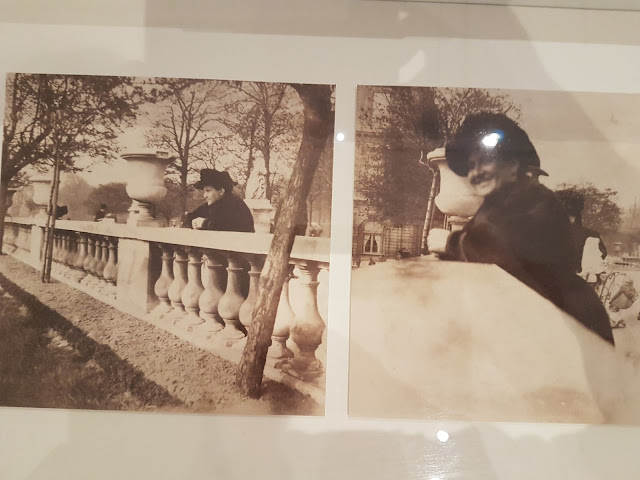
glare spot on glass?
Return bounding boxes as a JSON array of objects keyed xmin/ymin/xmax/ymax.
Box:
[
  {"xmin": 336, "ymin": 132, "xmax": 345, "ymax": 142},
  {"xmin": 437, "ymin": 429, "xmax": 449, "ymax": 443},
  {"xmin": 482, "ymin": 132, "xmax": 501, "ymax": 148}
]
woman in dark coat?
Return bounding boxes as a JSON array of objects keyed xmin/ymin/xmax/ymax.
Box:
[
  {"xmin": 185, "ymin": 169, "xmax": 255, "ymax": 233},
  {"xmin": 428, "ymin": 112, "xmax": 614, "ymax": 345}
]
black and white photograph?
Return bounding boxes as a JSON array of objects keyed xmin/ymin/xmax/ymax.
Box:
[
  {"xmin": 349, "ymin": 84, "xmax": 640, "ymax": 423},
  {"xmin": 0, "ymin": 73, "xmax": 334, "ymax": 416}
]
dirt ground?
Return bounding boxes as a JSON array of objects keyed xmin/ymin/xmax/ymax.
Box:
[{"xmin": 0, "ymin": 255, "xmax": 320, "ymax": 416}]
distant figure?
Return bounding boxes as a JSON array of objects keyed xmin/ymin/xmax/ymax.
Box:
[
  {"xmin": 185, "ymin": 169, "xmax": 255, "ymax": 232},
  {"xmin": 556, "ymin": 190, "xmax": 608, "ymax": 290},
  {"xmin": 54, "ymin": 205, "xmax": 68, "ymax": 220},
  {"xmin": 94, "ymin": 204, "xmax": 107, "ymax": 222},
  {"xmin": 580, "ymin": 237, "xmax": 607, "ymax": 288}
]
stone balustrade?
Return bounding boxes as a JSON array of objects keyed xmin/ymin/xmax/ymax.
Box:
[{"xmin": 2, "ymin": 217, "xmax": 330, "ymax": 384}]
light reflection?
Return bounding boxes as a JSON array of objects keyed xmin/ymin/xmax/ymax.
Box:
[
  {"xmin": 336, "ymin": 132, "xmax": 345, "ymax": 142},
  {"xmin": 437, "ymin": 429, "xmax": 449, "ymax": 443},
  {"xmin": 482, "ymin": 132, "xmax": 501, "ymax": 148}
]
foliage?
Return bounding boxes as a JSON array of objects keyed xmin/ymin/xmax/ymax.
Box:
[
  {"xmin": 3, "ymin": 73, "xmax": 144, "ymax": 184},
  {"xmin": 555, "ymin": 183, "xmax": 623, "ymax": 233},
  {"xmin": 56, "ymin": 173, "xmax": 95, "ymax": 220},
  {"xmin": 434, "ymin": 88, "xmax": 522, "ymax": 142},
  {"xmin": 86, "ymin": 182, "xmax": 132, "ymax": 217}
]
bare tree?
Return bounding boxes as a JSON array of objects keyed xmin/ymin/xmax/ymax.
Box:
[
  {"xmin": 221, "ymin": 82, "xmax": 302, "ymax": 199},
  {"xmin": 145, "ymin": 79, "xmax": 229, "ymax": 214}
]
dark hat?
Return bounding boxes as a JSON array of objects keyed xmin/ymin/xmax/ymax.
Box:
[
  {"xmin": 446, "ymin": 112, "xmax": 542, "ymax": 177},
  {"xmin": 194, "ymin": 169, "xmax": 237, "ymax": 191},
  {"xmin": 526, "ymin": 166, "xmax": 549, "ymax": 178}
]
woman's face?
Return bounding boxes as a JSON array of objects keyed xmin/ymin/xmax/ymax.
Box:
[
  {"xmin": 203, "ymin": 185, "xmax": 225, "ymax": 205},
  {"xmin": 467, "ymin": 149, "xmax": 519, "ymax": 198}
]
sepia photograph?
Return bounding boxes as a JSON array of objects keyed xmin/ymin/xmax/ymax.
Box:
[
  {"xmin": 0, "ymin": 73, "xmax": 334, "ymax": 415},
  {"xmin": 349, "ymin": 84, "xmax": 640, "ymax": 423}
]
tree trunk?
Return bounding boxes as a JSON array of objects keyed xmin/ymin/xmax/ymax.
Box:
[
  {"xmin": 180, "ymin": 157, "xmax": 188, "ymax": 216},
  {"xmin": 236, "ymin": 84, "xmax": 334, "ymax": 398},
  {"xmin": 43, "ymin": 149, "xmax": 62, "ymax": 283},
  {"xmin": 0, "ymin": 181, "xmax": 8, "ymax": 255}
]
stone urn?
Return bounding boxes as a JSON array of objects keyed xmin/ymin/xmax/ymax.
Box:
[
  {"xmin": 5, "ymin": 188, "xmax": 17, "ymax": 209},
  {"xmin": 30, "ymin": 175, "xmax": 53, "ymax": 218},
  {"xmin": 122, "ymin": 150, "xmax": 174, "ymax": 227},
  {"xmin": 427, "ymin": 147, "xmax": 483, "ymax": 231}
]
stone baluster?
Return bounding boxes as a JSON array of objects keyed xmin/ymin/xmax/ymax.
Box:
[
  {"xmin": 66, "ymin": 234, "xmax": 78, "ymax": 275},
  {"xmin": 81, "ymin": 236, "xmax": 96, "ymax": 285},
  {"xmin": 238, "ymin": 254, "xmax": 264, "ymax": 337},
  {"xmin": 51, "ymin": 234, "xmax": 60, "ymax": 264},
  {"xmin": 14, "ymin": 226, "xmax": 20, "ymax": 250},
  {"xmin": 167, "ymin": 248, "xmax": 188, "ymax": 317},
  {"xmin": 281, "ymin": 262, "xmax": 325, "ymax": 381},
  {"xmin": 16, "ymin": 226, "xmax": 24, "ymax": 251},
  {"xmin": 15, "ymin": 226, "xmax": 22, "ymax": 250},
  {"xmin": 62, "ymin": 233, "xmax": 73, "ymax": 276},
  {"xmin": 22, "ymin": 225, "xmax": 29, "ymax": 252},
  {"xmin": 218, "ymin": 254, "xmax": 248, "ymax": 340},
  {"xmin": 151, "ymin": 244, "xmax": 174, "ymax": 317},
  {"xmin": 198, "ymin": 251, "xmax": 227, "ymax": 333},
  {"xmin": 23, "ymin": 227, "xmax": 31, "ymax": 253},
  {"xmin": 86, "ymin": 236, "xmax": 102, "ymax": 286},
  {"xmin": 70, "ymin": 234, "xmax": 79, "ymax": 269},
  {"xmin": 74, "ymin": 234, "xmax": 88, "ymax": 283},
  {"xmin": 268, "ymin": 265, "xmax": 295, "ymax": 360},
  {"xmin": 5, "ymin": 224, "xmax": 15, "ymax": 247},
  {"xmin": 102, "ymin": 238, "xmax": 118, "ymax": 298},
  {"xmin": 12, "ymin": 226, "xmax": 19, "ymax": 250},
  {"xmin": 95, "ymin": 237, "xmax": 109, "ymax": 288},
  {"xmin": 180, "ymin": 248, "xmax": 206, "ymax": 326}
]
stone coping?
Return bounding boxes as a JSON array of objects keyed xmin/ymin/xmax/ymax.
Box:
[{"xmin": 5, "ymin": 217, "xmax": 330, "ymax": 264}]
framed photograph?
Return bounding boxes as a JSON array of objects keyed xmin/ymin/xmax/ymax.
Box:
[
  {"xmin": 1, "ymin": 72, "xmax": 334, "ymax": 416},
  {"xmin": 349, "ymin": 84, "xmax": 640, "ymax": 424}
]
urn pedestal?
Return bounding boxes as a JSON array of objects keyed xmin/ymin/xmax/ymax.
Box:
[
  {"xmin": 122, "ymin": 151, "xmax": 174, "ymax": 227},
  {"xmin": 427, "ymin": 147, "xmax": 483, "ymax": 232},
  {"xmin": 245, "ymin": 199, "xmax": 274, "ymax": 233}
]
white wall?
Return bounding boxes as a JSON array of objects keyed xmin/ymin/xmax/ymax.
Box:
[{"xmin": 2, "ymin": 1, "xmax": 640, "ymax": 479}]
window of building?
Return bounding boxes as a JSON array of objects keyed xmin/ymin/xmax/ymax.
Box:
[{"xmin": 364, "ymin": 234, "xmax": 381, "ymax": 253}]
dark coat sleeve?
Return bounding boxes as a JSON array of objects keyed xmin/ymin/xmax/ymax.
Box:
[{"xmin": 184, "ymin": 204, "xmax": 210, "ymax": 229}]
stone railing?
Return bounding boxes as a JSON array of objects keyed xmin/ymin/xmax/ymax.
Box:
[{"xmin": 2, "ymin": 217, "xmax": 329, "ymax": 388}]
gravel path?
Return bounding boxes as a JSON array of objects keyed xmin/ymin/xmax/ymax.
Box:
[{"xmin": 0, "ymin": 255, "xmax": 320, "ymax": 415}]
